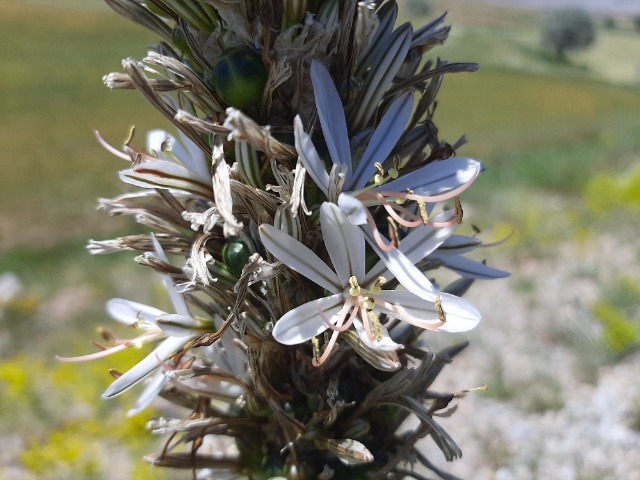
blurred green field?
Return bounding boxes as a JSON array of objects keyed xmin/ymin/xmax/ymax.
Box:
[{"xmin": 1, "ymin": 0, "xmax": 640, "ymax": 478}]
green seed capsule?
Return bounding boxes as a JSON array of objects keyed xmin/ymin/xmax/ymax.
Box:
[
  {"xmin": 144, "ymin": 0, "xmax": 165, "ymax": 16},
  {"xmin": 211, "ymin": 47, "xmax": 267, "ymax": 108},
  {"xmin": 222, "ymin": 237, "xmax": 250, "ymax": 276}
]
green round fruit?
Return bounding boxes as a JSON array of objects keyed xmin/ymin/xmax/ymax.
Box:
[
  {"xmin": 212, "ymin": 47, "xmax": 268, "ymax": 108},
  {"xmin": 222, "ymin": 237, "xmax": 250, "ymax": 276}
]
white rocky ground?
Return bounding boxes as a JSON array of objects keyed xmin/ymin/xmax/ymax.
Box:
[{"xmin": 421, "ymin": 233, "xmax": 640, "ymax": 479}]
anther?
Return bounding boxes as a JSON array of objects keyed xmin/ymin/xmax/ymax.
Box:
[
  {"xmin": 349, "ymin": 276, "xmax": 361, "ymax": 296},
  {"xmin": 312, "ymin": 336, "xmax": 321, "ymax": 363},
  {"xmin": 368, "ymin": 311, "xmax": 383, "ymax": 342},
  {"xmin": 454, "ymin": 196, "xmax": 463, "ymax": 224},
  {"xmin": 435, "ymin": 295, "xmax": 446, "ymax": 323}
]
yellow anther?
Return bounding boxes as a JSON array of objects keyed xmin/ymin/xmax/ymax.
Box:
[
  {"xmin": 454, "ymin": 196, "xmax": 463, "ymax": 224},
  {"xmin": 388, "ymin": 167, "xmax": 398, "ymax": 179},
  {"xmin": 349, "ymin": 276, "xmax": 361, "ymax": 297},
  {"xmin": 367, "ymin": 276, "xmax": 386, "ymax": 295},
  {"xmin": 417, "ymin": 197, "xmax": 429, "ymax": 224},
  {"xmin": 374, "ymin": 162, "xmax": 385, "ymax": 177},
  {"xmin": 125, "ymin": 125, "xmax": 136, "ymax": 146},
  {"xmin": 435, "ymin": 295, "xmax": 446, "ymax": 323},
  {"xmin": 368, "ymin": 311, "xmax": 383, "ymax": 342}
]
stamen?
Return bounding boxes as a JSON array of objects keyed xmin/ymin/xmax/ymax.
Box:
[
  {"xmin": 435, "ymin": 295, "xmax": 447, "ymax": 324},
  {"xmin": 349, "ymin": 276, "xmax": 361, "ymax": 296},
  {"xmin": 312, "ymin": 329, "xmax": 340, "ymax": 367},
  {"xmin": 387, "ymin": 216, "xmax": 400, "ymax": 248},
  {"xmin": 361, "ymin": 308, "xmax": 376, "ymax": 341},
  {"xmin": 454, "ymin": 196, "xmax": 463, "ymax": 224},
  {"xmin": 367, "ymin": 277, "xmax": 386, "ymax": 295},
  {"xmin": 363, "ymin": 297, "xmax": 375, "ymax": 310},
  {"xmin": 125, "ymin": 125, "xmax": 136, "ymax": 146},
  {"xmin": 374, "ymin": 162, "xmax": 385, "ymax": 177},
  {"xmin": 312, "ymin": 336, "xmax": 320, "ymax": 363},
  {"xmin": 369, "ymin": 311, "xmax": 383, "ymax": 342},
  {"xmin": 416, "ymin": 198, "xmax": 429, "ymax": 225}
]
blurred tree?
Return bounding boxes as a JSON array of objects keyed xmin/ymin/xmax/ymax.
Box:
[
  {"xmin": 633, "ymin": 15, "xmax": 640, "ymax": 33},
  {"xmin": 540, "ymin": 8, "xmax": 596, "ymax": 60},
  {"xmin": 406, "ymin": 0, "xmax": 430, "ymax": 17},
  {"xmin": 602, "ymin": 16, "xmax": 616, "ymax": 30}
]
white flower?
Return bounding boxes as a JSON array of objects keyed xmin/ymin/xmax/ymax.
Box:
[
  {"xmin": 58, "ymin": 236, "xmax": 211, "ymax": 414},
  {"xmin": 95, "ymin": 128, "xmax": 212, "ymax": 198},
  {"xmin": 259, "ymin": 202, "xmax": 480, "ymax": 366}
]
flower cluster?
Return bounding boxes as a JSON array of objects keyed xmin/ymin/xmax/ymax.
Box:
[{"xmin": 65, "ymin": 1, "xmax": 508, "ymax": 478}]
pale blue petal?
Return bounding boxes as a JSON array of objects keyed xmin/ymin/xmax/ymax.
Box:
[
  {"xmin": 311, "ymin": 61, "xmax": 352, "ymax": 176},
  {"xmin": 320, "ymin": 203, "xmax": 365, "ymax": 285},
  {"xmin": 376, "ymin": 157, "xmax": 482, "ymax": 195},
  {"xmin": 259, "ymin": 224, "xmax": 340, "ymax": 293},
  {"xmin": 272, "ymin": 294, "xmax": 343, "ymax": 345},
  {"xmin": 437, "ymin": 234, "xmax": 482, "ymax": 255},
  {"xmin": 432, "ymin": 254, "xmax": 510, "ymax": 279},
  {"xmin": 294, "ymin": 116, "xmax": 330, "ymax": 195},
  {"xmin": 348, "ymin": 92, "xmax": 414, "ymax": 190}
]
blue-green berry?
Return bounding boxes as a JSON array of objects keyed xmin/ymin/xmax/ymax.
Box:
[
  {"xmin": 222, "ymin": 237, "xmax": 250, "ymax": 276},
  {"xmin": 212, "ymin": 47, "xmax": 268, "ymax": 108}
]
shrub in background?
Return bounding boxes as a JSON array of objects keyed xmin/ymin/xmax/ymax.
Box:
[{"xmin": 540, "ymin": 8, "xmax": 596, "ymax": 60}]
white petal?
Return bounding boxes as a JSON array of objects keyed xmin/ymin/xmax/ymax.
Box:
[
  {"xmin": 353, "ymin": 319, "xmax": 403, "ymax": 352},
  {"xmin": 146, "ymin": 129, "xmax": 209, "ymax": 181},
  {"xmin": 106, "ymin": 298, "xmax": 165, "ymax": 328},
  {"xmin": 151, "ymin": 235, "xmax": 191, "ymax": 317},
  {"xmin": 338, "ymin": 193, "xmax": 369, "ymax": 225},
  {"xmin": 294, "ymin": 116, "xmax": 330, "ymax": 195},
  {"xmin": 102, "ymin": 335, "xmax": 196, "ymax": 398},
  {"xmin": 348, "ymin": 92, "xmax": 414, "ymax": 190},
  {"xmin": 376, "ymin": 290, "xmax": 480, "ymax": 332},
  {"xmin": 272, "ymin": 294, "xmax": 344, "ymax": 345},
  {"xmin": 362, "ymin": 226, "xmax": 438, "ymax": 300},
  {"xmin": 175, "ymin": 130, "xmax": 211, "ymax": 181},
  {"xmin": 127, "ymin": 369, "xmax": 167, "ymax": 416},
  {"xmin": 120, "ymin": 161, "xmax": 212, "ymax": 198},
  {"xmin": 146, "ymin": 129, "xmax": 172, "ymax": 158},
  {"xmin": 365, "ymin": 217, "xmax": 456, "ymax": 284},
  {"xmin": 376, "ymin": 157, "xmax": 483, "ymax": 195},
  {"xmin": 437, "ymin": 292, "xmax": 481, "ymax": 332},
  {"xmin": 259, "ymin": 224, "xmax": 341, "ymax": 293},
  {"xmin": 156, "ymin": 314, "xmax": 205, "ymax": 337},
  {"xmin": 311, "ymin": 61, "xmax": 352, "ymax": 176},
  {"xmin": 320, "ymin": 202, "xmax": 365, "ymax": 285}
]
